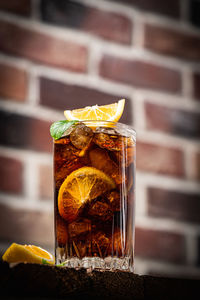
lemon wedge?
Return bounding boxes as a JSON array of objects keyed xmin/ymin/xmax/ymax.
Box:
[
  {"xmin": 64, "ymin": 99, "xmax": 125, "ymax": 122},
  {"xmin": 2, "ymin": 243, "xmax": 54, "ymax": 265}
]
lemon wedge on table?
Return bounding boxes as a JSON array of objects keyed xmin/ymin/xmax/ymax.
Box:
[
  {"xmin": 2, "ymin": 243, "xmax": 55, "ymax": 265},
  {"xmin": 64, "ymin": 99, "xmax": 125, "ymax": 122}
]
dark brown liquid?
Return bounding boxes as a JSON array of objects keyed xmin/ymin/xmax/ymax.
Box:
[{"xmin": 54, "ymin": 124, "xmax": 135, "ymax": 265}]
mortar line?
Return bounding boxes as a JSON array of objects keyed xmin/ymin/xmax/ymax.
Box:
[
  {"xmin": 0, "ymin": 145, "xmax": 52, "ymax": 163},
  {"xmin": 0, "ymin": 193, "xmax": 53, "ymax": 211},
  {"xmin": 135, "ymin": 216, "xmax": 200, "ymax": 236},
  {"xmin": 136, "ymin": 171, "xmax": 200, "ymax": 194},
  {"xmin": 27, "ymin": 66, "xmax": 40, "ymax": 106},
  {"xmin": 23, "ymin": 156, "xmax": 39, "ymax": 202}
]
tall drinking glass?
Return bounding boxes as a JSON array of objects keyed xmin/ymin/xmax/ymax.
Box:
[{"xmin": 54, "ymin": 121, "xmax": 136, "ymax": 272}]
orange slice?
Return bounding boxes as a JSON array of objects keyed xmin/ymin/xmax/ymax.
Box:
[
  {"xmin": 2, "ymin": 243, "xmax": 54, "ymax": 265},
  {"xmin": 58, "ymin": 166, "xmax": 116, "ymax": 223},
  {"xmin": 64, "ymin": 99, "xmax": 125, "ymax": 122}
]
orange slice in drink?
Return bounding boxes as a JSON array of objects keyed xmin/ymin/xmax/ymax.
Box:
[
  {"xmin": 58, "ymin": 166, "xmax": 116, "ymax": 223},
  {"xmin": 64, "ymin": 99, "xmax": 125, "ymax": 122},
  {"xmin": 2, "ymin": 243, "xmax": 54, "ymax": 264}
]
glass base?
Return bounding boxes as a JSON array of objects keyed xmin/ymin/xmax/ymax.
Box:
[{"xmin": 56, "ymin": 256, "xmax": 133, "ymax": 272}]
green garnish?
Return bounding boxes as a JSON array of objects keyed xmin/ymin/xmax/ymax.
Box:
[
  {"xmin": 50, "ymin": 120, "xmax": 78, "ymax": 140},
  {"xmin": 56, "ymin": 262, "xmax": 67, "ymax": 267},
  {"xmin": 42, "ymin": 258, "xmax": 49, "ymax": 265}
]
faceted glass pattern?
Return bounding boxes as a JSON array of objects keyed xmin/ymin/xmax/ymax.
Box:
[{"xmin": 54, "ymin": 121, "xmax": 136, "ymax": 272}]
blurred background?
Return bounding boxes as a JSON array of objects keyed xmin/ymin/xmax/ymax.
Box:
[{"xmin": 0, "ymin": 0, "xmax": 200, "ymax": 279}]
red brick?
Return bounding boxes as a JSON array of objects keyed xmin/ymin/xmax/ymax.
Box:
[
  {"xmin": 145, "ymin": 102, "xmax": 200, "ymax": 138},
  {"xmin": 197, "ymin": 237, "xmax": 200, "ymax": 266},
  {"xmin": 0, "ymin": 156, "xmax": 23, "ymax": 194},
  {"xmin": 0, "ymin": 63, "xmax": 27, "ymax": 101},
  {"xmin": 39, "ymin": 165, "xmax": 53, "ymax": 200},
  {"xmin": 193, "ymin": 73, "xmax": 200, "ymax": 100},
  {"xmin": 195, "ymin": 152, "xmax": 200, "ymax": 181},
  {"xmin": 0, "ymin": 0, "xmax": 31, "ymax": 16},
  {"xmin": 148, "ymin": 188, "xmax": 200, "ymax": 224},
  {"xmin": 0, "ymin": 20, "xmax": 87, "ymax": 73},
  {"xmin": 0, "ymin": 203, "xmax": 53, "ymax": 246},
  {"xmin": 135, "ymin": 227, "xmax": 186, "ymax": 263},
  {"xmin": 137, "ymin": 141, "xmax": 184, "ymax": 177},
  {"xmin": 99, "ymin": 55, "xmax": 181, "ymax": 94},
  {"xmin": 144, "ymin": 24, "xmax": 200, "ymax": 61},
  {"xmin": 41, "ymin": 0, "xmax": 132, "ymax": 44},
  {"xmin": 108, "ymin": 0, "xmax": 180, "ymax": 19},
  {"xmin": 39, "ymin": 77, "xmax": 133, "ymax": 125},
  {"xmin": 191, "ymin": 152, "xmax": 200, "ymax": 181},
  {"xmin": 0, "ymin": 110, "xmax": 52, "ymax": 153}
]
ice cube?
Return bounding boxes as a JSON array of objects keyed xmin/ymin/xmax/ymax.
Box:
[
  {"xmin": 95, "ymin": 127, "xmax": 119, "ymax": 135},
  {"xmin": 89, "ymin": 148, "xmax": 123, "ymax": 185},
  {"xmin": 54, "ymin": 141, "xmax": 89, "ymax": 188},
  {"xmin": 94, "ymin": 133, "xmax": 134, "ymax": 152},
  {"xmin": 55, "ymin": 159, "xmax": 84, "ymax": 189},
  {"xmin": 54, "ymin": 140, "xmax": 80, "ymax": 171},
  {"xmin": 70, "ymin": 123, "xmax": 93, "ymax": 150},
  {"xmin": 88, "ymin": 200, "xmax": 113, "ymax": 221},
  {"xmin": 107, "ymin": 191, "xmax": 120, "ymax": 212},
  {"xmin": 108, "ymin": 230, "xmax": 124, "ymax": 257},
  {"xmin": 93, "ymin": 133, "xmax": 120, "ymax": 151},
  {"xmin": 113, "ymin": 144, "xmax": 135, "ymax": 167},
  {"xmin": 127, "ymin": 163, "xmax": 134, "ymax": 192},
  {"xmin": 92, "ymin": 232, "xmax": 110, "ymax": 257},
  {"xmin": 72, "ymin": 240, "xmax": 90, "ymax": 258},
  {"xmin": 56, "ymin": 215, "xmax": 68, "ymax": 247},
  {"xmin": 68, "ymin": 219, "xmax": 91, "ymax": 240}
]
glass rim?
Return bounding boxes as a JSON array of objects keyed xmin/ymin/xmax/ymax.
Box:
[{"xmin": 82, "ymin": 120, "xmax": 136, "ymax": 140}]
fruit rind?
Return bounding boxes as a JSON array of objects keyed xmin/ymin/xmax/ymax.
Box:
[
  {"xmin": 64, "ymin": 99, "xmax": 125, "ymax": 122},
  {"xmin": 2, "ymin": 243, "xmax": 54, "ymax": 264}
]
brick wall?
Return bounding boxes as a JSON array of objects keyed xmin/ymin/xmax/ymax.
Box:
[{"xmin": 0, "ymin": 0, "xmax": 200, "ymax": 278}]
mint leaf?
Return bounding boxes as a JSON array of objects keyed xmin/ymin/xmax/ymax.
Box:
[
  {"xmin": 50, "ymin": 120, "xmax": 78, "ymax": 140},
  {"xmin": 42, "ymin": 258, "xmax": 49, "ymax": 265}
]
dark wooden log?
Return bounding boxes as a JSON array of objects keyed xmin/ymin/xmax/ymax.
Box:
[{"xmin": 0, "ymin": 261, "xmax": 199, "ymax": 299}]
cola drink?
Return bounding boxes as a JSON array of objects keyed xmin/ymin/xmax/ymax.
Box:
[{"xmin": 54, "ymin": 121, "xmax": 136, "ymax": 271}]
